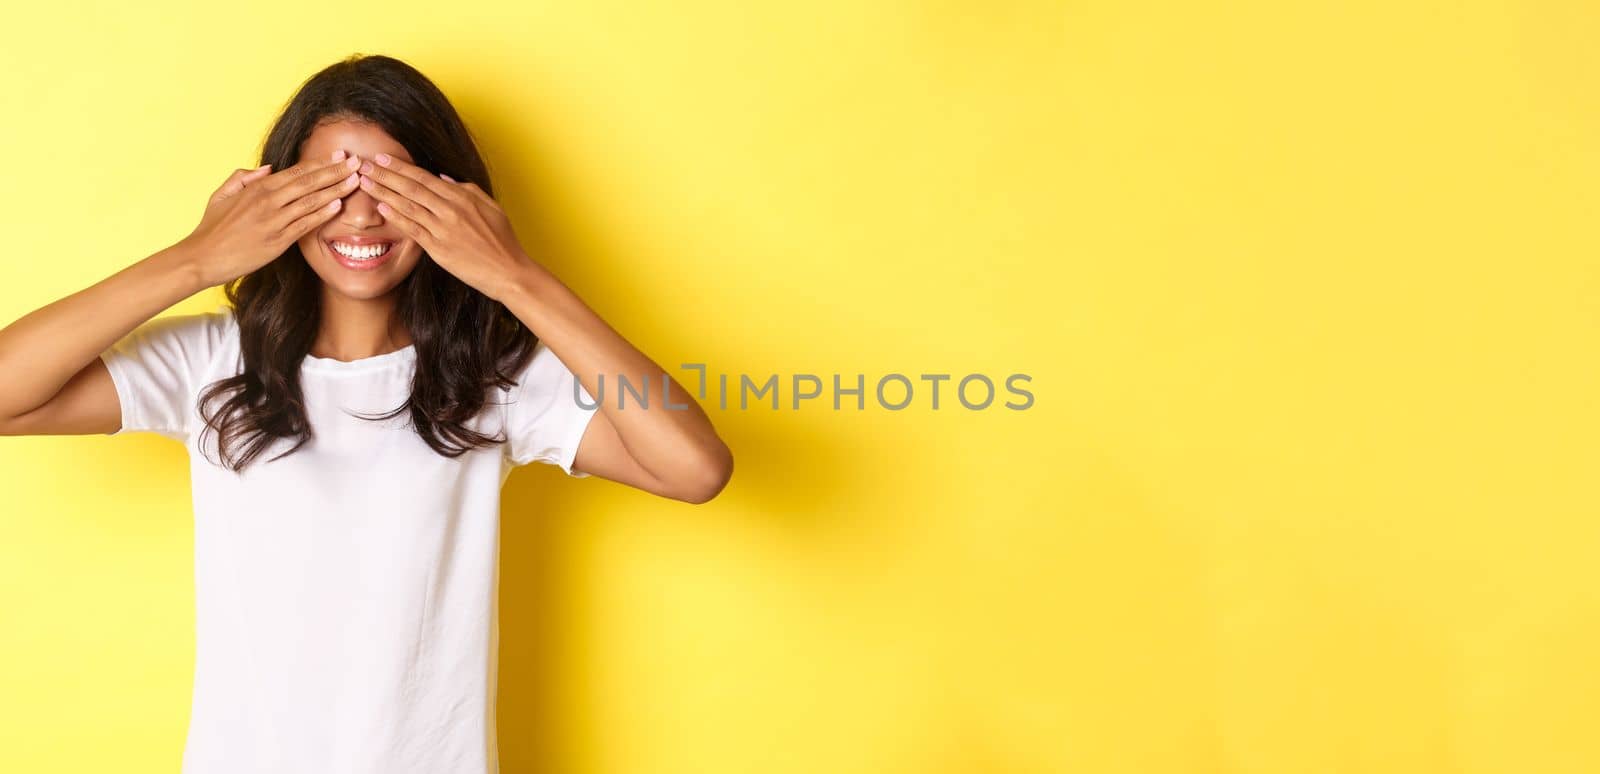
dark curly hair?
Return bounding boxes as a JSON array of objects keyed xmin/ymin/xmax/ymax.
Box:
[{"xmin": 198, "ymin": 54, "xmax": 536, "ymax": 471}]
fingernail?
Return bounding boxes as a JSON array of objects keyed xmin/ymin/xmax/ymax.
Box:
[
  {"xmin": 359, "ymin": 176, "xmax": 373, "ymax": 189},
  {"xmin": 440, "ymin": 173, "xmax": 455, "ymax": 182},
  {"xmin": 359, "ymin": 161, "xmax": 373, "ymax": 175},
  {"xmin": 377, "ymin": 202, "xmax": 392, "ymax": 215},
  {"xmin": 375, "ymin": 153, "xmax": 392, "ymax": 166},
  {"xmin": 345, "ymin": 172, "xmax": 358, "ymax": 185},
  {"xmin": 332, "ymin": 150, "xmax": 346, "ymax": 162},
  {"xmin": 327, "ymin": 198, "xmax": 341, "ymax": 210}
]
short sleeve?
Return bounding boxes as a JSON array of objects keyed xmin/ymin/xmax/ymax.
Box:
[
  {"xmin": 502, "ymin": 340, "xmax": 599, "ymax": 476},
  {"xmin": 99, "ymin": 308, "xmax": 232, "ymax": 443}
]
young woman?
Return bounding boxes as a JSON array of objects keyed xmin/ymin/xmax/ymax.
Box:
[{"xmin": 0, "ymin": 55, "xmax": 732, "ymax": 773}]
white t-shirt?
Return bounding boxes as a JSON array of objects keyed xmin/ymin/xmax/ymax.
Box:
[{"xmin": 98, "ymin": 304, "xmax": 597, "ymax": 774}]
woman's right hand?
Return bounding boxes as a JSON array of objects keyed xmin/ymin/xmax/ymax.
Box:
[{"xmin": 178, "ymin": 150, "xmax": 363, "ymax": 288}]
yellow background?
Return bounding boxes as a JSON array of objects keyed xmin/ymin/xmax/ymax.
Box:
[{"xmin": 2, "ymin": 1, "xmax": 1598, "ymax": 772}]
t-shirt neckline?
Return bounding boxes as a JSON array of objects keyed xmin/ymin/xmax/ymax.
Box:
[
  {"xmin": 215, "ymin": 305, "xmax": 417, "ymax": 375},
  {"xmin": 301, "ymin": 344, "xmax": 417, "ymax": 373}
]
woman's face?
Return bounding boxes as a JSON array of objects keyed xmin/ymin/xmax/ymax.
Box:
[{"xmin": 294, "ymin": 118, "xmax": 426, "ymax": 302}]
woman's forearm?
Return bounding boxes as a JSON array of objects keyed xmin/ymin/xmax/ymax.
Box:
[
  {"xmin": 0, "ymin": 242, "xmax": 207, "ymax": 420},
  {"xmin": 500, "ymin": 259, "xmax": 733, "ymax": 493}
]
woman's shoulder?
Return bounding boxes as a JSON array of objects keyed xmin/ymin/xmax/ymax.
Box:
[
  {"xmin": 130, "ymin": 303, "xmax": 242, "ymax": 375},
  {"xmin": 113, "ymin": 303, "xmax": 235, "ymax": 348},
  {"xmin": 140, "ymin": 303, "xmax": 239, "ymax": 349},
  {"xmin": 100, "ymin": 304, "xmax": 245, "ymax": 397}
]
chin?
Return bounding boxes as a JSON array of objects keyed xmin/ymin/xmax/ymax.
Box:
[{"xmin": 325, "ymin": 278, "xmax": 409, "ymax": 301}]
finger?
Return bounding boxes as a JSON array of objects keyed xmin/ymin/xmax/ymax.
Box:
[
  {"xmin": 275, "ymin": 197, "xmax": 346, "ymax": 245},
  {"xmin": 261, "ymin": 154, "xmax": 344, "ymax": 193},
  {"xmin": 273, "ymin": 171, "xmax": 360, "ymax": 231},
  {"xmin": 371, "ymin": 153, "xmax": 454, "ymax": 196},
  {"xmin": 359, "ymin": 173, "xmax": 444, "ymax": 231},
  {"xmin": 259, "ymin": 158, "xmax": 318, "ymax": 191},
  {"xmin": 375, "ymin": 200, "xmax": 436, "ymax": 248},
  {"xmin": 243, "ymin": 164, "xmax": 274, "ymax": 184},
  {"xmin": 212, "ymin": 169, "xmax": 250, "ymax": 203},
  {"xmin": 271, "ymin": 155, "xmax": 363, "ymax": 206},
  {"xmin": 214, "ymin": 164, "xmax": 271, "ymax": 202},
  {"xmin": 440, "ymin": 173, "xmax": 495, "ymax": 206},
  {"xmin": 372, "ymin": 152, "xmax": 473, "ymax": 209},
  {"xmin": 360, "ymin": 156, "xmax": 454, "ymax": 216}
]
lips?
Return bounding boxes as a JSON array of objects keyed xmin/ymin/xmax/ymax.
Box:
[{"xmin": 323, "ymin": 237, "xmax": 395, "ymax": 271}]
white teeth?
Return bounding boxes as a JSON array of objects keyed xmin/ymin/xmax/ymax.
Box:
[{"xmin": 330, "ymin": 241, "xmax": 391, "ymax": 260}]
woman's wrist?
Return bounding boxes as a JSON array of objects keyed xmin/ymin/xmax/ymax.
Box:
[
  {"xmin": 498, "ymin": 254, "xmax": 560, "ymax": 310},
  {"xmin": 153, "ymin": 239, "xmax": 216, "ymax": 296}
]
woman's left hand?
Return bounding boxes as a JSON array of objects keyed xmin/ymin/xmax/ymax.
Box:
[{"xmin": 357, "ymin": 153, "xmax": 533, "ymax": 302}]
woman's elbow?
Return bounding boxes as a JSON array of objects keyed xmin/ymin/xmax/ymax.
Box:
[{"xmin": 673, "ymin": 442, "xmax": 734, "ymax": 505}]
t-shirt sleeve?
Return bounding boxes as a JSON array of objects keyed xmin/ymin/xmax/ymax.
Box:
[
  {"xmin": 502, "ymin": 340, "xmax": 599, "ymax": 477},
  {"xmin": 99, "ymin": 309, "xmax": 231, "ymax": 443}
]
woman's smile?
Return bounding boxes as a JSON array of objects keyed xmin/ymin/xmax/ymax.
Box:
[{"xmin": 323, "ymin": 235, "xmax": 398, "ymax": 271}]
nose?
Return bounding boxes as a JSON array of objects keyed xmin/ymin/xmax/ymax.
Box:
[{"xmin": 338, "ymin": 188, "xmax": 385, "ymax": 228}]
